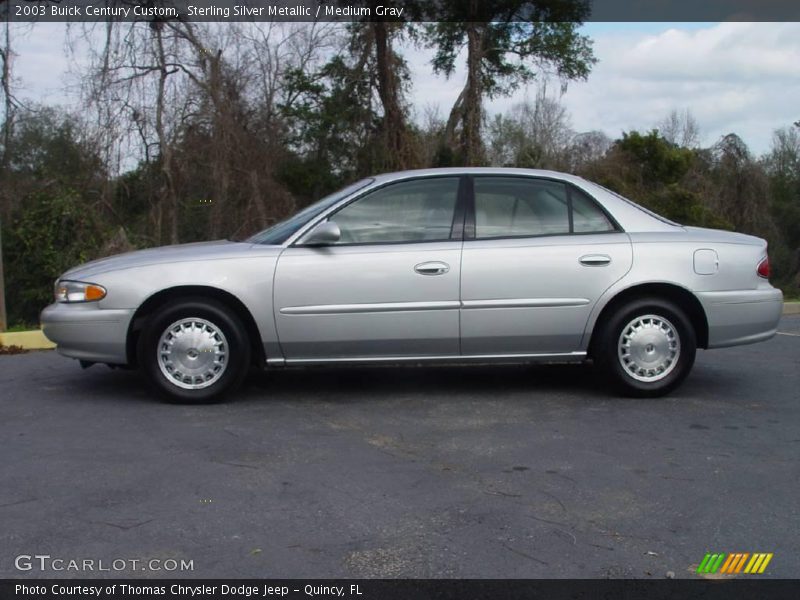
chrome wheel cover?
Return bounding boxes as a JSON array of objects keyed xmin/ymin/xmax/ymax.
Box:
[
  {"xmin": 157, "ymin": 318, "xmax": 228, "ymax": 390},
  {"xmin": 617, "ymin": 314, "xmax": 681, "ymax": 383}
]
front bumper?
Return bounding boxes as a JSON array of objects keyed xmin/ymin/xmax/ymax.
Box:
[
  {"xmin": 40, "ymin": 303, "xmax": 134, "ymax": 364},
  {"xmin": 697, "ymin": 288, "xmax": 784, "ymax": 348}
]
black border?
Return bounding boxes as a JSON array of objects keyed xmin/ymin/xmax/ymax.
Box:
[{"xmin": 4, "ymin": 0, "xmax": 800, "ymax": 23}]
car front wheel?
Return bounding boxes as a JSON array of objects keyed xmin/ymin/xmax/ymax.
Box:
[
  {"xmin": 139, "ymin": 298, "xmax": 251, "ymax": 403},
  {"xmin": 594, "ymin": 297, "xmax": 696, "ymax": 397}
]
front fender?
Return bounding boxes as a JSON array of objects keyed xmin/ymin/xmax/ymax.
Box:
[{"xmin": 92, "ymin": 252, "xmax": 282, "ymax": 361}]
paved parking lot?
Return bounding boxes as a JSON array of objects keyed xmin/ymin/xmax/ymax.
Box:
[{"xmin": 1, "ymin": 316, "xmax": 798, "ymax": 579}]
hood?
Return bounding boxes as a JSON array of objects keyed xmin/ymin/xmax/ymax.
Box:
[{"xmin": 62, "ymin": 240, "xmax": 277, "ymax": 280}]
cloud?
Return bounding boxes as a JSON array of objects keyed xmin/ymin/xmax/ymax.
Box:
[
  {"xmin": 9, "ymin": 22, "xmax": 800, "ymax": 156},
  {"xmin": 404, "ymin": 22, "xmax": 800, "ymax": 155}
]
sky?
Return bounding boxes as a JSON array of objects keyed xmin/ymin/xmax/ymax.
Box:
[{"xmin": 7, "ymin": 21, "xmax": 800, "ymax": 156}]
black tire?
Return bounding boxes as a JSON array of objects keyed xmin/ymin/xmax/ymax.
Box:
[
  {"xmin": 138, "ymin": 297, "xmax": 251, "ymax": 404},
  {"xmin": 593, "ymin": 297, "xmax": 696, "ymax": 398}
]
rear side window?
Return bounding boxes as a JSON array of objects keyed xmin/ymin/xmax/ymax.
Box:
[
  {"xmin": 474, "ymin": 178, "xmax": 570, "ymax": 239},
  {"xmin": 571, "ymin": 187, "xmax": 615, "ymax": 233},
  {"xmin": 473, "ymin": 177, "xmax": 616, "ymax": 239}
]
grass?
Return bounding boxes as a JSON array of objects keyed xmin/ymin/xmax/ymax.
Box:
[{"xmin": 5, "ymin": 322, "xmax": 39, "ymax": 332}]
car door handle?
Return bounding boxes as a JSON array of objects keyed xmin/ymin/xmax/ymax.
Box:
[
  {"xmin": 579, "ymin": 254, "xmax": 612, "ymax": 266},
  {"xmin": 414, "ymin": 261, "xmax": 450, "ymax": 276}
]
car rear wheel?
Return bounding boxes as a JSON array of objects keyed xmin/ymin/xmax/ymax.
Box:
[
  {"xmin": 138, "ymin": 298, "xmax": 251, "ymax": 403},
  {"xmin": 594, "ymin": 297, "xmax": 696, "ymax": 397}
]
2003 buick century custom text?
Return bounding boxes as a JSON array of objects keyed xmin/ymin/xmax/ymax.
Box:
[{"xmin": 41, "ymin": 168, "xmax": 783, "ymax": 402}]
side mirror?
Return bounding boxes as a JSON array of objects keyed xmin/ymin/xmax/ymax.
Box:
[{"xmin": 302, "ymin": 220, "xmax": 341, "ymax": 245}]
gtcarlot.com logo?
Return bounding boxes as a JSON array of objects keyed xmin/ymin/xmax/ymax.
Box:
[
  {"xmin": 697, "ymin": 552, "xmax": 773, "ymax": 575},
  {"xmin": 15, "ymin": 554, "xmax": 194, "ymax": 572}
]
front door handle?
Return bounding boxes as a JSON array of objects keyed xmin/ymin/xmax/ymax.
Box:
[
  {"xmin": 579, "ymin": 254, "xmax": 612, "ymax": 267},
  {"xmin": 414, "ymin": 261, "xmax": 450, "ymax": 276}
]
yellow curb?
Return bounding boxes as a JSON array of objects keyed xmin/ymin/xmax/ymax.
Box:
[
  {"xmin": 785, "ymin": 302, "xmax": 800, "ymax": 316},
  {"xmin": 0, "ymin": 330, "xmax": 56, "ymax": 350}
]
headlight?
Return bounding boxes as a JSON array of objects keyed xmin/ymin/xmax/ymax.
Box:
[{"xmin": 55, "ymin": 280, "xmax": 107, "ymax": 303}]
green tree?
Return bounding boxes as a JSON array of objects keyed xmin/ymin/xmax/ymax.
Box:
[
  {"xmin": 764, "ymin": 126, "xmax": 800, "ymax": 292},
  {"xmin": 1, "ymin": 107, "xmax": 106, "ymax": 217},
  {"xmin": 356, "ymin": 11, "xmax": 416, "ymax": 170},
  {"xmin": 279, "ymin": 53, "xmax": 381, "ymax": 201},
  {"xmin": 3, "ymin": 190, "xmax": 104, "ymax": 325},
  {"xmin": 424, "ymin": 0, "xmax": 595, "ymax": 165},
  {"xmin": 583, "ymin": 130, "xmax": 732, "ymax": 230},
  {"xmin": 0, "ymin": 109, "xmax": 109, "ymax": 326}
]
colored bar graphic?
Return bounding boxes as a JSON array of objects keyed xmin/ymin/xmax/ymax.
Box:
[
  {"xmin": 700, "ymin": 552, "xmax": 774, "ymax": 575},
  {"xmin": 720, "ymin": 554, "xmax": 736, "ymax": 573},
  {"xmin": 744, "ymin": 554, "xmax": 760, "ymax": 573},
  {"xmin": 697, "ymin": 553, "xmax": 713, "ymax": 573},
  {"xmin": 711, "ymin": 553, "xmax": 726, "ymax": 573},
  {"xmin": 697, "ymin": 553, "xmax": 727, "ymax": 574},
  {"xmin": 725, "ymin": 553, "xmax": 739, "ymax": 573},
  {"xmin": 733, "ymin": 553, "xmax": 749, "ymax": 573},
  {"xmin": 758, "ymin": 553, "xmax": 773, "ymax": 573},
  {"xmin": 731, "ymin": 554, "xmax": 743, "ymax": 573},
  {"xmin": 751, "ymin": 554, "xmax": 767, "ymax": 573}
]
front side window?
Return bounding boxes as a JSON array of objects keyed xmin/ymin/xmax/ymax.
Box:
[
  {"xmin": 330, "ymin": 177, "xmax": 460, "ymax": 244},
  {"xmin": 474, "ymin": 177, "xmax": 570, "ymax": 239}
]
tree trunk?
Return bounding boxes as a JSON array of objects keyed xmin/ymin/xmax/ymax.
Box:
[
  {"xmin": 1, "ymin": 16, "xmax": 14, "ymax": 183},
  {"xmin": 0, "ymin": 222, "xmax": 7, "ymax": 331},
  {"xmin": 462, "ymin": 17, "xmax": 484, "ymax": 166},
  {"xmin": 372, "ymin": 20, "xmax": 409, "ymax": 169},
  {"xmin": 153, "ymin": 25, "xmax": 179, "ymax": 245},
  {"xmin": 444, "ymin": 85, "xmax": 466, "ymax": 150},
  {"xmin": 207, "ymin": 51, "xmax": 230, "ymax": 240}
]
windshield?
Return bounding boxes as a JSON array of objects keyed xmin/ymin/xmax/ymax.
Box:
[{"xmin": 247, "ymin": 179, "xmax": 374, "ymax": 245}]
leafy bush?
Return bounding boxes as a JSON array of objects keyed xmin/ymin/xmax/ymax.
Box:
[{"xmin": 3, "ymin": 190, "xmax": 104, "ymax": 325}]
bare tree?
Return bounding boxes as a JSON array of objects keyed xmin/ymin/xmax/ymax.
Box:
[
  {"xmin": 486, "ymin": 84, "xmax": 575, "ymax": 170},
  {"xmin": 370, "ymin": 18, "xmax": 414, "ymax": 169},
  {"xmin": 1, "ymin": 12, "xmax": 18, "ymax": 331},
  {"xmin": 1, "ymin": 13, "xmax": 13, "ymax": 172},
  {"xmin": 75, "ymin": 17, "xmax": 347, "ymax": 243},
  {"xmin": 243, "ymin": 22, "xmax": 338, "ymax": 120},
  {"xmin": 709, "ymin": 133, "xmax": 772, "ymax": 236},
  {"xmin": 75, "ymin": 19, "xmax": 191, "ymax": 244},
  {"xmin": 569, "ymin": 130, "xmax": 612, "ymax": 172},
  {"xmin": 426, "ymin": 1, "xmax": 594, "ymax": 166},
  {"xmin": 658, "ymin": 108, "xmax": 701, "ymax": 148},
  {"xmin": 767, "ymin": 126, "xmax": 800, "ymax": 174}
]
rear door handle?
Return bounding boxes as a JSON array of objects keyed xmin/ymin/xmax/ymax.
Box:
[
  {"xmin": 579, "ymin": 254, "xmax": 611, "ymax": 267},
  {"xmin": 414, "ymin": 261, "xmax": 450, "ymax": 276}
]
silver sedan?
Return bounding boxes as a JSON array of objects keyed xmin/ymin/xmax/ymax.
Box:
[{"xmin": 41, "ymin": 168, "xmax": 783, "ymax": 402}]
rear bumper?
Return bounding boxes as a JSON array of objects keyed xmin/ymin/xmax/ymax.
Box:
[
  {"xmin": 697, "ymin": 288, "xmax": 784, "ymax": 348},
  {"xmin": 40, "ymin": 303, "xmax": 134, "ymax": 364}
]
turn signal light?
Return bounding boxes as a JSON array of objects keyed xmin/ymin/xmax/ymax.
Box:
[{"xmin": 84, "ymin": 285, "xmax": 107, "ymax": 301}]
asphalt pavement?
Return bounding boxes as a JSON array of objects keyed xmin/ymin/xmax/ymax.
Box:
[{"xmin": 1, "ymin": 316, "xmax": 798, "ymax": 579}]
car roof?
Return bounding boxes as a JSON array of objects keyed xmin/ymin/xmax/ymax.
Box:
[
  {"xmin": 370, "ymin": 167, "xmax": 585, "ymax": 185},
  {"xmin": 367, "ymin": 168, "xmax": 681, "ymax": 233}
]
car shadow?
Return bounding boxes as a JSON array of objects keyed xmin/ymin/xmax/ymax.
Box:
[
  {"xmin": 62, "ymin": 360, "xmax": 716, "ymax": 406},
  {"xmin": 241, "ymin": 362, "xmax": 609, "ymax": 404}
]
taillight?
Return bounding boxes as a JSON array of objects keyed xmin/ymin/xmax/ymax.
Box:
[{"xmin": 757, "ymin": 256, "xmax": 770, "ymax": 279}]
